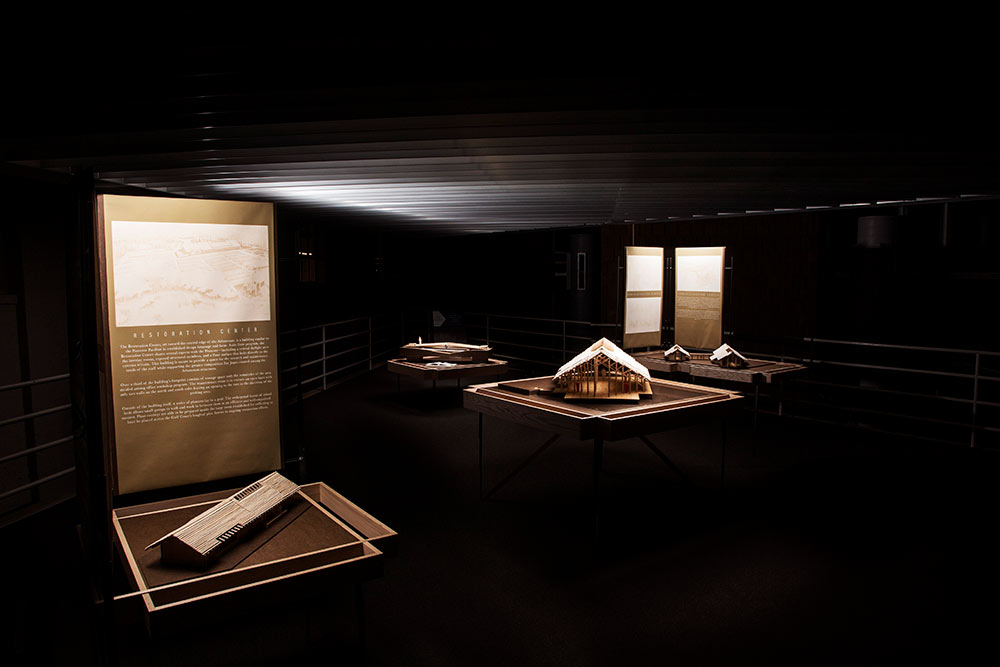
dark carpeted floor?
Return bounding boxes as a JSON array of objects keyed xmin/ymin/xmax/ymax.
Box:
[{"xmin": 5, "ymin": 366, "xmax": 1000, "ymax": 665}]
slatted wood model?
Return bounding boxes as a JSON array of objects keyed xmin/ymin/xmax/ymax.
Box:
[
  {"xmin": 554, "ymin": 338, "xmax": 653, "ymax": 401},
  {"xmin": 145, "ymin": 472, "xmax": 300, "ymax": 568},
  {"xmin": 400, "ymin": 341, "xmax": 492, "ymax": 363}
]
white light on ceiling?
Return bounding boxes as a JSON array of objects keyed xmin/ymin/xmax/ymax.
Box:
[{"xmin": 209, "ymin": 179, "xmax": 623, "ymax": 226}]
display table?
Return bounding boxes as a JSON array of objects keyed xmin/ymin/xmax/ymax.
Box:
[
  {"xmin": 112, "ymin": 481, "xmax": 396, "ymax": 637},
  {"xmin": 387, "ymin": 357, "xmax": 508, "ymax": 390},
  {"xmin": 631, "ymin": 351, "xmax": 805, "ymax": 384},
  {"xmin": 463, "ymin": 376, "xmax": 742, "ymax": 536},
  {"xmin": 632, "ymin": 351, "xmax": 805, "ymax": 428}
]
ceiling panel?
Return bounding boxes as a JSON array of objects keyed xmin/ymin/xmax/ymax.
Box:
[{"xmin": 4, "ymin": 37, "xmax": 998, "ymax": 235}]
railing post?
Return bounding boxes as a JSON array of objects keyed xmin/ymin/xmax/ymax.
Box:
[
  {"xmin": 972, "ymin": 352, "xmax": 980, "ymax": 447},
  {"xmin": 562, "ymin": 321, "xmax": 567, "ymax": 363},
  {"xmin": 322, "ymin": 325, "xmax": 327, "ymax": 391}
]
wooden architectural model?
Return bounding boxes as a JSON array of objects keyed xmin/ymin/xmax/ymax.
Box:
[
  {"xmin": 664, "ymin": 344, "xmax": 691, "ymax": 362},
  {"xmin": 553, "ymin": 338, "xmax": 652, "ymax": 401},
  {"xmin": 709, "ymin": 343, "xmax": 749, "ymax": 369},
  {"xmin": 145, "ymin": 471, "xmax": 300, "ymax": 568},
  {"xmin": 400, "ymin": 341, "xmax": 492, "ymax": 363}
]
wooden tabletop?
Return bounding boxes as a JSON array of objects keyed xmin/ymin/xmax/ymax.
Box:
[
  {"xmin": 464, "ymin": 375, "xmax": 741, "ymax": 441},
  {"xmin": 387, "ymin": 357, "xmax": 508, "ymax": 380},
  {"xmin": 631, "ymin": 350, "xmax": 807, "ymax": 384}
]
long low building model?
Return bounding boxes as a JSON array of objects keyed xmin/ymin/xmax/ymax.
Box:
[{"xmin": 145, "ymin": 471, "xmax": 301, "ymax": 568}]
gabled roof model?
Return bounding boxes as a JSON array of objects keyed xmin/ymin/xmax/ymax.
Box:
[
  {"xmin": 664, "ymin": 344, "xmax": 691, "ymax": 361},
  {"xmin": 145, "ymin": 471, "xmax": 300, "ymax": 568},
  {"xmin": 710, "ymin": 343, "xmax": 749, "ymax": 368},
  {"xmin": 555, "ymin": 338, "xmax": 651, "ymax": 382}
]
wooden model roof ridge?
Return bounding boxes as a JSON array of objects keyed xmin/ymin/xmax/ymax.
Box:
[
  {"xmin": 552, "ymin": 338, "xmax": 653, "ymax": 401},
  {"xmin": 145, "ymin": 471, "xmax": 300, "ymax": 568},
  {"xmin": 555, "ymin": 337, "xmax": 651, "ymax": 382},
  {"xmin": 664, "ymin": 344, "xmax": 691, "ymax": 361}
]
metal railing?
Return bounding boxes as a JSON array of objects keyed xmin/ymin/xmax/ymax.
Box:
[
  {"xmin": 725, "ymin": 333, "xmax": 1000, "ymax": 449},
  {"xmin": 280, "ymin": 310, "xmax": 999, "ymax": 450},
  {"xmin": 454, "ymin": 315, "xmax": 999, "ymax": 449},
  {"xmin": 464, "ymin": 312, "xmax": 619, "ymax": 369},
  {"xmin": 276, "ymin": 311, "xmax": 620, "ymax": 395},
  {"xmin": 279, "ymin": 314, "xmax": 400, "ymax": 401},
  {"xmin": 0, "ymin": 373, "xmax": 74, "ymax": 506}
]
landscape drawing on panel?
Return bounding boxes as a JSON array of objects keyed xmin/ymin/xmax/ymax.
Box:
[
  {"xmin": 676, "ymin": 254, "xmax": 721, "ymax": 293},
  {"xmin": 111, "ymin": 221, "xmax": 270, "ymax": 327}
]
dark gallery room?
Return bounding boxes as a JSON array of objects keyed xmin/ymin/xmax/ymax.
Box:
[{"xmin": 2, "ymin": 29, "xmax": 1000, "ymax": 666}]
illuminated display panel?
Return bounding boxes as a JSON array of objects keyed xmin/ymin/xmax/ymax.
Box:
[
  {"xmin": 623, "ymin": 246, "xmax": 664, "ymax": 349},
  {"xmin": 674, "ymin": 246, "xmax": 725, "ymax": 350},
  {"xmin": 97, "ymin": 195, "xmax": 281, "ymax": 494}
]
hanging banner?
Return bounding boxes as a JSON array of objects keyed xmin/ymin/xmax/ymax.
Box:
[
  {"xmin": 96, "ymin": 195, "xmax": 281, "ymax": 494},
  {"xmin": 674, "ymin": 246, "xmax": 725, "ymax": 350},
  {"xmin": 623, "ymin": 246, "xmax": 664, "ymax": 349}
]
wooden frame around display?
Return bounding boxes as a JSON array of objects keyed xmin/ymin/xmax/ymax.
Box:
[
  {"xmin": 112, "ymin": 481, "xmax": 396, "ymax": 636},
  {"xmin": 630, "ymin": 350, "xmax": 806, "ymax": 431},
  {"xmin": 631, "ymin": 351, "xmax": 806, "ymax": 385},
  {"xmin": 467, "ymin": 375, "xmax": 740, "ymax": 436},
  {"xmin": 387, "ymin": 358, "xmax": 508, "ymax": 380}
]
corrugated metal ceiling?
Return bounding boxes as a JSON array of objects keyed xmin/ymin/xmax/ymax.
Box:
[{"xmin": 4, "ymin": 36, "xmax": 998, "ymax": 234}]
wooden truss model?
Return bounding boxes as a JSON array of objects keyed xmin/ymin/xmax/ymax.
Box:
[
  {"xmin": 709, "ymin": 343, "xmax": 749, "ymax": 369},
  {"xmin": 400, "ymin": 341, "xmax": 492, "ymax": 363},
  {"xmin": 145, "ymin": 471, "xmax": 300, "ymax": 568},
  {"xmin": 553, "ymin": 338, "xmax": 652, "ymax": 401},
  {"xmin": 664, "ymin": 344, "xmax": 691, "ymax": 361}
]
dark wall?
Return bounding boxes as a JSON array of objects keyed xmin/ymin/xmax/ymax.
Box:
[
  {"xmin": 273, "ymin": 209, "xmax": 389, "ymax": 331},
  {"xmin": 601, "ymin": 214, "xmax": 822, "ymax": 347},
  {"xmin": 599, "ymin": 199, "xmax": 1000, "ymax": 354},
  {"xmin": 382, "ymin": 227, "xmax": 600, "ymax": 320},
  {"xmin": 293, "ymin": 196, "xmax": 999, "ymax": 356},
  {"xmin": 0, "ymin": 168, "xmax": 76, "ymax": 519},
  {"xmin": 817, "ymin": 201, "xmax": 999, "ymax": 350}
]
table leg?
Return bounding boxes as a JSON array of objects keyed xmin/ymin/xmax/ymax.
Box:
[
  {"xmin": 720, "ymin": 416, "xmax": 727, "ymax": 489},
  {"xmin": 593, "ymin": 436, "xmax": 604, "ymax": 539},
  {"xmin": 484, "ymin": 433, "xmax": 560, "ymax": 500},
  {"xmin": 355, "ymin": 583, "xmax": 366, "ymax": 665},
  {"xmin": 753, "ymin": 383, "xmax": 760, "ymax": 431},
  {"xmin": 638, "ymin": 435, "xmax": 692, "ymax": 485},
  {"xmin": 478, "ymin": 412, "xmax": 484, "ymax": 500}
]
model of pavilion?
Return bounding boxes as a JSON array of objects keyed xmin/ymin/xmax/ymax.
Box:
[
  {"xmin": 145, "ymin": 471, "xmax": 300, "ymax": 568},
  {"xmin": 664, "ymin": 344, "xmax": 691, "ymax": 362},
  {"xmin": 553, "ymin": 338, "xmax": 653, "ymax": 401},
  {"xmin": 710, "ymin": 343, "xmax": 749, "ymax": 369}
]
